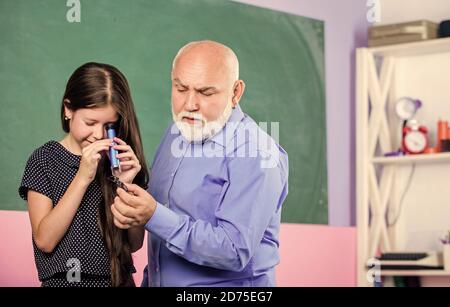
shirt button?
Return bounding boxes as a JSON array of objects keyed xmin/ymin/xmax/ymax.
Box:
[
  {"xmin": 155, "ymin": 267, "xmax": 159, "ymax": 272},
  {"xmin": 171, "ymin": 172, "xmax": 174, "ymax": 177}
]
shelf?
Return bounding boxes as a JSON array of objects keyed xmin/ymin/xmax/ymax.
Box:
[
  {"xmin": 368, "ymin": 37, "xmax": 450, "ymax": 58},
  {"xmin": 356, "ymin": 38, "xmax": 450, "ymax": 286},
  {"xmin": 380, "ymin": 269, "xmax": 450, "ymax": 277},
  {"xmin": 372, "ymin": 152, "xmax": 450, "ymax": 165}
]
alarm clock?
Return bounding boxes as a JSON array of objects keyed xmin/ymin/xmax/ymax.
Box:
[{"xmin": 402, "ymin": 121, "xmax": 429, "ymax": 154}]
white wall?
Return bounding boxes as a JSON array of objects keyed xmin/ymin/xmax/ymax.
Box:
[
  {"xmin": 377, "ymin": 0, "xmax": 450, "ymax": 253},
  {"xmin": 387, "ymin": 52, "xmax": 450, "ymax": 252},
  {"xmin": 381, "ymin": 47, "xmax": 450, "ymax": 286},
  {"xmin": 379, "ymin": 0, "xmax": 450, "ymax": 25}
]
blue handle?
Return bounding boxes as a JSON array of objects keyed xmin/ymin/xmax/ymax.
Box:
[{"xmin": 106, "ymin": 124, "xmax": 120, "ymax": 170}]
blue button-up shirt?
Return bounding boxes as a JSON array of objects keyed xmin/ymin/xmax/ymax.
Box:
[{"xmin": 143, "ymin": 105, "xmax": 288, "ymax": 287}]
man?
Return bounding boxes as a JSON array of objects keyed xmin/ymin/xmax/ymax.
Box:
[{"xmin": 111, "ymin": 40, "xmax": 288, "ymax": 286}]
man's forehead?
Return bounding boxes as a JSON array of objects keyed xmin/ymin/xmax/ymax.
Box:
[
  {"xmin": 174, "ymin": 53, "xmax": 235, "ymax": 79},
  {"xmin": 172, "ymin": 65, "xmax": 226, "ymax": 88}
]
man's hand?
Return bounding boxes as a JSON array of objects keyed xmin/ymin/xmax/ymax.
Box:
[{"xmin": 111, "ymin": 183, "xmax": 157, "ymax": 229}]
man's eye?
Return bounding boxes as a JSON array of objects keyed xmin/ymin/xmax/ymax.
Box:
[
  {"xmin": 85, "ymin": 122, "xmax": 95, "ymax": 126},
  {"xmin": 201, "ymin": 92, "xmax": 213, "ymax": 96},
  {"xmin": 177, "ymin": 88, "xmax": 187, "ymax": 93}
]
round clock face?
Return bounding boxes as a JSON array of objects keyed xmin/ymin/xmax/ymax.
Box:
[{"xmin": 404, "ymin": 130, "xmax": 427, "ymax": 153}]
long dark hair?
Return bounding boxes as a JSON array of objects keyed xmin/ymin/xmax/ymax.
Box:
[{"xmin": 61, "ymin": 62, "xmax": 149, "ymax": 286}]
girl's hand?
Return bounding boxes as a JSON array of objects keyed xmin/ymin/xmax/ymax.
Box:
[
  {"xmin": 112, "ymin": 137, "xmax": 142, "ymax": 184},
  {"xmin": 77, "ymin": 139, "xmax": 113, "ymax": 185}
]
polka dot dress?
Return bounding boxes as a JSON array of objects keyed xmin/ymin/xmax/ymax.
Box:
[
  {"xmin": 19, "ymin": 141, "xmax": 112, "ymax": 287},
  {"xmin": 41, "ymin": 277, "xmax": 112, "ymax": 287}
]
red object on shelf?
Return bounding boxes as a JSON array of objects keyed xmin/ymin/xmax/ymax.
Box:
[
  {"xmin": 402, "ymin": 125, "xmax": 429, "ymax": 154},
  {"xmin": 425, "ymin": 147, "xmax": 438, "ymax": 154},
  {"xmin": 437, "ymin": 120, "xmax": 449, "ymax": 151}
]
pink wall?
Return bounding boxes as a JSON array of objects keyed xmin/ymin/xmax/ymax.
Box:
[
  {"xmin": 277, "ymin": 223, "xmax": 355, "ymax": 286},
  {"xmin": 0, "ymin": 210, "xmax": 356, "ymax": 286}
]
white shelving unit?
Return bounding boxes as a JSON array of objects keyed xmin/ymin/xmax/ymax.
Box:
[{"xmin": 356, "ymin": 38, "xmax": 450, "ymax": 286}]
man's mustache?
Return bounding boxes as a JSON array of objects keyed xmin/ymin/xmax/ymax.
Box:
[{"xmin": 177, "ymin": 112, "xmax": 206, "ymax": 124}]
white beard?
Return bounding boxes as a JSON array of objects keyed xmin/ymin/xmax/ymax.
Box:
[{"xmin": 172, "ymin": 102, "xmax": 233, "ymax": 143}]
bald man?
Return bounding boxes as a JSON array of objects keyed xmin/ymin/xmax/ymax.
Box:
[{"xmin": 111, "ymin": 40, "xmax": 288, "ymax": 287}]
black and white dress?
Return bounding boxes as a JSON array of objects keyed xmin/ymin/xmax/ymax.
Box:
[{"xmin": 19, "ymin": 140, "xmax": 113, "ymax": 287}]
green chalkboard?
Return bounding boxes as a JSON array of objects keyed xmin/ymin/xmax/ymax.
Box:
[{"xmin": 0, "ymin": 0, "xmax": 327, "ymax": 224}]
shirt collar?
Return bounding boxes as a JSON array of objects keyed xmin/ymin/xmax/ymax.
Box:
[{"xmin": 207, "ymin": 105, "xmax": 245, "ymax": 147}]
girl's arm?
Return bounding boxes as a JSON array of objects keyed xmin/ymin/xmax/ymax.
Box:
[
  {"xmin": 28, "ymin": 173, "xmax": 90, "ymax": 253},
  {"xmin": 127, "ymin": 225, "xmax": 145, "ymax": 253},
  {"xmin": 28, "ymin": 139, "xmax": 113, "ymax": 253}
]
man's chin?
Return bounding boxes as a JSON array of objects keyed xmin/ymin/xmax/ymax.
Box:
[
  {"xmin": 177, "ymin": 122, "xmax": 227, "ymax": 143},
  {"xmin": 176, "ymin": 122, "xmax": 204, "ymax": 142}
]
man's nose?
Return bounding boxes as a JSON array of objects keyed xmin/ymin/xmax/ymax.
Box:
[{"xmin": 185, "ymin": 92, "xmax": 199, "ymax": 112}]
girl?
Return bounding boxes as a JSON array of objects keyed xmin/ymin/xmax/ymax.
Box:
[{"xmin": 19, "ymin": 62, "xmax": 148, "ymax": 287}]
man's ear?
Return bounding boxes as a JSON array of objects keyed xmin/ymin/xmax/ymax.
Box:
[
  {"xmin": 232, "ymin": 80, "xmax": 246, "ymax": 108},
  {"xmin": 63, "ymin": 99, "xmax": 73, "ymax": 119}
]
